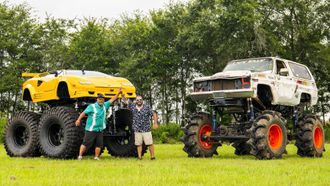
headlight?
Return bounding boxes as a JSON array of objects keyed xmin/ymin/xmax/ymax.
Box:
[
  {"xmin": 194, "ymin": 81, "xmax": 212, "ymax": 92},
  {"xmin": 79, "ymin": 81, "xmax": 92, "ymax": 85}
]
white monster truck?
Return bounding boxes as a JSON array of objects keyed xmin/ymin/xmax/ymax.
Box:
[{"xmin": 182, "ymin": 57, "xmax": 325, "ymax": 159}]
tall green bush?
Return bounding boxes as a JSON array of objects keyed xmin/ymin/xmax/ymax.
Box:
[
  {"xmin": 152, "ymin": 123, "xmax": 184, "ymax": 144},
  {"xmin": 324, "ymin": 125, "xmax": 330, "ymax": 142},
  {"xmin": 0, "ymin": 118, "xmax": 7, "ymax": 143}
]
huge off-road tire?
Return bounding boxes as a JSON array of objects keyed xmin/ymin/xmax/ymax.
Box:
[
  {"xmin": 182, "ymin": 112, "xmax": 218, "ymax": 157},
  {"xmin": 39, "ymin": 106, "xmax": 83, "ymax": 159},
  {"xmin": 295, "ymin": 115, "xmax": 325, "ymax": 157},
  {"xmin": 248, "ymin": 111, "xmax": 288, "ymax": 159},
  {"xmin": 105, "ymin": 109, "xmax": 146, "ymax": 157},
  {"xmin": 232, "ymin": 141, "xmax": 251, "ymax": 155},
  {"xmin": 4, "ymin": 112, "xmax": 41, "ymax": 157}
]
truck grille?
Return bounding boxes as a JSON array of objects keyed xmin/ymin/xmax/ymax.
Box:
[
  {"xmin": 212, "ymin": 79, "xmax": 242, "ymax": 90},
  {"xmin": 193, "ymin": 77, "xmax": 250, "ymax": 92}
]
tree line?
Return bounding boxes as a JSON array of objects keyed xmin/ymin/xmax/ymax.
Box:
[{"xmin": 0, "ymin": 0, "xmax": 329, "ymax": 124}]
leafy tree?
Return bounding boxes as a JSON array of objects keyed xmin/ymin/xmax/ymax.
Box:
[
  {"xmin": 68, "ymin": 18, "xmax": 115, "ymax": 72},
  {"xmin": 109, "ymin": 15, "xmax": 155, "ymax": 98},
  {"xmin": 260, "ymin": 0, "xmax": 330, "ymax": 116},
  {"xmin": 36, "ymin": 17, "xmax": 76, "ymax": 70},
  {"xmin": 0, "ymin": 2, "xmax": 39, "ymax": 115}
]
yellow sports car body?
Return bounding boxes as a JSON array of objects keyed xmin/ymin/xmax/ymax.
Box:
[{"xmin": 22, "ymin": 70, "xmax": 136, "ymax": 103}]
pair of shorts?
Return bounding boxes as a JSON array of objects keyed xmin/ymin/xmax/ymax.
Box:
[
  {"xmin": 82, "ymin": 131, "xmax": 103, "ymax": 150},
  {"xmin": 134, "ymin": 132, "xmax": 153, "ymax": 146}
]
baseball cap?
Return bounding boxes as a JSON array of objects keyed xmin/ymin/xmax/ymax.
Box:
[{"xmin": 97, "ymin": 93, "xmax": 105, "ymax": 99}]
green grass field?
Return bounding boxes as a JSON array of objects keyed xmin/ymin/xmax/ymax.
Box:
[{"xmin": 0, "ymin": 144, "xmax": 329, "ymax": 186}]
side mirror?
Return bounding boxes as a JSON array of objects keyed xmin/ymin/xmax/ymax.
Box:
[
  {"xmin": 50, "ymin": 71, "xmax": 58, "ymax": 77},
  {"xmin": 279, "ymin": 68, "xmax": 289, "ymax": 76}
]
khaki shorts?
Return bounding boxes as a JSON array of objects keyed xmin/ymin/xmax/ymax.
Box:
[{"xmin": 134, "ymin": 132, "xmax": 153, "ymax": 146}]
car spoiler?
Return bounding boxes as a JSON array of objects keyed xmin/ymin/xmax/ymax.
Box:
[{"xmin": 22, "ymin": 72, "xmax": 49, "ymax": 78}]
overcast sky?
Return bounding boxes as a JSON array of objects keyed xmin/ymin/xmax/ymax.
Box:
[{"xmin": 3, "ymin": 0, "xmax": 187, "ymax": 21}]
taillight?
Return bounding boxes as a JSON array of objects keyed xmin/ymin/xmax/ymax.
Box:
[
  {"xmin": 241, "ymin": 77, "xmax": 251, "ymax": 89},
  {"xmin": 297, "ymin": 80, "xmax": 307, "ymax": 86}
]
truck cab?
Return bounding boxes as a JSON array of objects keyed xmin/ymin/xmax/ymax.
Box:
[{"xmin": 190, "ymin": 57, "xmax": 318, "ymax": 107}]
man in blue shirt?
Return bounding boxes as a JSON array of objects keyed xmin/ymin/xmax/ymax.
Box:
[{"xmin": 75, "ymin": 89, "xmax": 122, "ymax": 160}]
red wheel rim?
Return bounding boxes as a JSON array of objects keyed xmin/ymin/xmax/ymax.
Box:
[
  {"xmin": 199, "ymin": 124, "xmax": 213, "ymax": 149},
  {"xmin": 268, "ymin": 124, "xmax": 283, "ymax": 150},
  {"xmin": 314, "ymin": 126, "xmax": 323, "ymax": 149}
]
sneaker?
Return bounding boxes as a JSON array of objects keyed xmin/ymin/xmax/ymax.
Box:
[
  {"xmin": 94, "ymin": 157, "xmax": 100, "ymax": 160},
  {"xmin": 151, "ymin": 157, "xmax": 156, "ymax": 160},
  {"xmin": 78, "ymin": 156, "xmax": 83, "ymax": 160}
]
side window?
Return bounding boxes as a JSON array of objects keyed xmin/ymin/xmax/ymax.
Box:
[
  {"xmin": 44, "ymin": 74, "xmax": 56, "ymax": 78},
  {"xmin": 288, "ymin": 62, "xmax": 312, "ymax": 80},
  {"xmin": 276, "ymin": 60, "xmax": 287, "ymax": 75}
]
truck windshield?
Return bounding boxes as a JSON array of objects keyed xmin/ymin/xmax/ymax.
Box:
[{"xmin": 223, "ymin": 58, "xmax": 273, "ymax": 72}]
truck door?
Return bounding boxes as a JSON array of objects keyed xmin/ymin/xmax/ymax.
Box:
[{"xmin": 275, "ymin": 60, "xmax": 296, "ymax": 105}]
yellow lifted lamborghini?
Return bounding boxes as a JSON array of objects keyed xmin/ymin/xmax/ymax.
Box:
[
  {"xmin": 4, "ymin": 70, "xmax": 145, "ymax": 159},
  {"xmin": 22, "ymin": 70, "xmax": 136, "ymax": 103}
]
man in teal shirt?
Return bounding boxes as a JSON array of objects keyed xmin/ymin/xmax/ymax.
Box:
[{"xmin": 75, "ymin": 89, "xmax": 122, "ymax": 160}]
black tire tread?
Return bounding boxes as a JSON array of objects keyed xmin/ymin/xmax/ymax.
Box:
[
  {"xmin": 295, "ymin": 115, "xmax": 324, "ymax": 157},
  {"xmin": 248, "ymin": 110, "xmax": 287, "ymax": 160},
  {"xmin": 182, "ymin": 113, "xmax": 218, "ymax": 158},
  {"xmin": 39, "ymin": 106, "xmax": 82, "ymax": 159},
  {"xmin": 232, "ymin": 141, "xmax": 251, "ymax": 155},
  {"xmin": 106, "ymin": 142, "xmax": 147, "ymax": 157},
  {"xmin": 4, "ymin": 111, "xmax": 41, "ymax": 157},
  {"xmin": 105, "ymin": 109, "xmax": 147, "ymax": 157}
]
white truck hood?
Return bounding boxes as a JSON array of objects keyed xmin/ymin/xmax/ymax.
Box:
[{"xmin": 212, "ymin": 70, "xmax": 252, "ymax": 79}]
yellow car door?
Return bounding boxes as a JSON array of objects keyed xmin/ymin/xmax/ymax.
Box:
[{"xmin": 35, "ymin": 74, "xmax": 60, "ymax": 101}]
